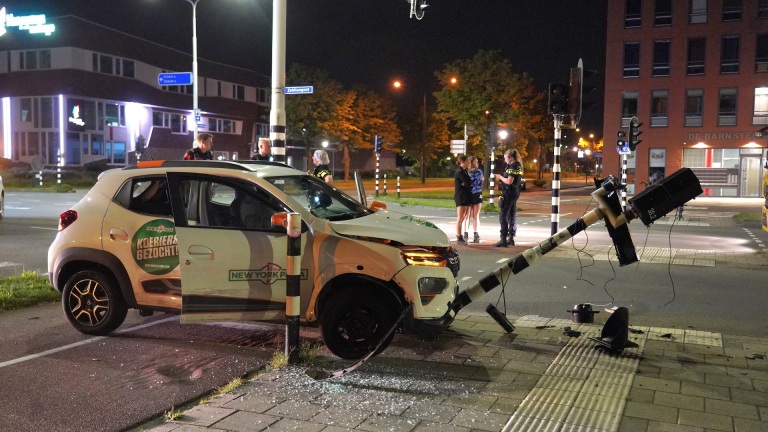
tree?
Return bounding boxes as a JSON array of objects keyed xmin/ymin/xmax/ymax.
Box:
[{"xmin": 284, "ymin": 64, "xmax": 354, "ymax": 169}]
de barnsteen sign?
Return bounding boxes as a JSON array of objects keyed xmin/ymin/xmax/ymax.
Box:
[
  {"xmin": 0, "ymin": 7, "xmax": 55, "ymax": 36},
  {"xmin": 687, "ymin": 131, "xmax": 759, "ymax": 141}
]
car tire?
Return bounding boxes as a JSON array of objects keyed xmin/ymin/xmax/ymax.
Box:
[
  {"xmin": 62, "ymin": 270, "xmax": 128, "ymax": 335},
  {"xmin": 320, "ymin": 287, "xmax": 400, "ymax": 360}
]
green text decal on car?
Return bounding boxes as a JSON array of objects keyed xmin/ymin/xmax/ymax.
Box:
[
  {"xmin": 398, "ymin": 215, "xmax": 437, "ymax": 229},
  {"xmin": 131, "ymin": 219, "xmax": 179, "ymax": 275}
]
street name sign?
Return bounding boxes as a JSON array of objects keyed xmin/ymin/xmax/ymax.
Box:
[
  {"xmin": 285, "ymin": 86, "xmax": 314, "ymax": 95},
  {"xmin": 450, "ymin": 139, "xmax": 466, "ymax": 155},
  {"xmin": 158, "ymin": 72, "xmax": 193, "ymax": 86}
]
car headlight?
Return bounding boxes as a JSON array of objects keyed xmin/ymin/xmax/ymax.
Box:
[
  {"xmin": 418, "ymin": 277, "xmax": 450, "ymax": 305},
  {"xmin": 400, "ymin": 250, "xmax": 447, "ymax": 268}
]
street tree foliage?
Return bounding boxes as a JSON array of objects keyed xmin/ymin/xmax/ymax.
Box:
[
  {"xmin": 285, "ymin": 64, "xmax": 400, "ymax": 180},
  {"xmin": 433, "ymin": 50, "xmax": 549, "ymax": 167},
  {"xmin": 397, "ymin": 103, "xmax": 452, "ymax": 177}
]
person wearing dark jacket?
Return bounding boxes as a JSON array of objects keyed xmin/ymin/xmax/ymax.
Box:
[
  {"xmin": 183, "ymin": 133, "xmax": 214, "ymax": 160},
  {"xmin": 493, "ymin": 149, "xmax": 523, "ymax": 247},
  {"xmin": 251, "ymin": 137, "xmax": 272, "ymax": 161},
  {"xmin": 453, "ymin": 155, "xmax": 472, "ymax": 245}
]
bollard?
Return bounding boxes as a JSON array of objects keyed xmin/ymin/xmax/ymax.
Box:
[
  {"xmin": 375, "ymin": 154, "xmax": 380, "ymax": 197},
  {"xmin": 489, "ymin": 153, "xmax": 495, "ymax": 206},
  {"xmin": 397, "ymin": 175, "xmax": 401, "ymax": 199},
  {"xmin": 285, "ymin": 212, "xmax": 302, "ymax": 364},
  {"xmin": 383, "ymin": 174, "xmax": 387, "ymax": 196},
  {"xmin": 37, "ymin": 170, "xmax": 43, "ymax": 187}
]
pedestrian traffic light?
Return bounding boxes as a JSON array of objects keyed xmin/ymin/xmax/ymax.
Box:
[
  {"xmin": 374, "ymin": 135, "xmax": 383, "ymax": 153},
  {"xmin": 548, "ymin": 82, "xmax": 569, "ymax": 115},
  {"xmin": 628, "ymin": 117, "xmax": 643, "ymax": 151},
  {"xmin": 616, "ymin": 130, "xmax": 629, "ymax": 154}
]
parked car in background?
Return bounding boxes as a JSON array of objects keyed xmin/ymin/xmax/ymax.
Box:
[{"xmin": 48, "ymin": 160, "xmax": 460, "ymax": 359}]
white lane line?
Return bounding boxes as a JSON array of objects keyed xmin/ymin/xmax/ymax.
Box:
[{"xmin": 0, "ymin": 316, "xmax": 178, "ymax": 369}]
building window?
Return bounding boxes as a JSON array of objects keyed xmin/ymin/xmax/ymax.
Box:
[
  {"xmin": 104, "ymin": 103, "xmax": 126, "ymax": 127},
  {"xmin": 257, "ymin": 88, "xmax": 270, "ymax": 104},
  {"xmin": 685, "ymin": 89, "xmax": 704, "ymax": 127},
  {"xmin": 687, "ymin": 38, "xmax": 706, "ymax": 75},
  {"xmin": 122, "ymin": 59, "xmax": 135, "ymax": 78},
  {"xmin": 233, "ymin": 84, "xmax": 245, "ymax": 101},
  {"xmin": 256, "ymin": 123, "xmax": 269, "ymax": 137},
  {"xmin": 207, "ymin": 118, "xmax": 240, "ymax": 134},
  {"xmin": 153, "ymin": 111, "xmax": 171, "ymax": 128},
  {"xmin": 690, "ymin": 0, "xmax": 708, "ymax": 23},
  {"xmin": 722, "ymin": 0, "xmax": 742, "ymax": 21},
  {"xmin": 40, "ymin": 97, "xmax": 57, "ymax": 129},
  {"xmin": 650, "ymin": 90, "xmax": 668, "ymax": 127},
  {"xmin": 757, "ymin": 34, "xmax": 768, "ymax": 72},
  {"xmin": 623, "ymin": 42, "xmax": 641, "ymax": 77},
  {"xmin": 655, "ymin": 0, "xmax": 672, "ymax": 25},
  {"xmin": 754, "ymin": 88, "xmax": 768, "ymax": 125},
  {"xmin": 621, "ymin": 91, "xmax": 639, "ymax": 126},
  {"xmin": 20, "ymin": 98, "xmax": 32, "ymax": 123},
  {"xmin": 760, "ymin": 0, "xmax": 768, "ymax": 18},
  {"xmin": 170, "ymin": 113, "xmax": 188, "ymax": 134},
  {"xmin": 626, "ymin": 0, "xmax": 642, "ymax": 27},
  {"xmin": 653, "ymin": 40, "xmax": 671, "ymax": 76},
  {"xmin": 718, "ymin": 88, "xmax": 737, "ymax": 126},
  {"xmin": 720, "ymin": 36, "xmax": 740, "ymax": 74}
]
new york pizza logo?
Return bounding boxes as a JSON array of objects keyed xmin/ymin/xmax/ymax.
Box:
[{"xmin": 229, "ymin": 263, "xmax": 308, "ymax": 284}]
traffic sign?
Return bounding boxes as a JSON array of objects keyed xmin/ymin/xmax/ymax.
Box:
[
  {"xmin": 285, "ymin": 86, "xmax": 314, "ymax": 95},
  {"xmin": 158, "ymin": 72, "xmax": 193, "ymax": 86},
  {"xmin": 450, "ymin": 139, "xmax": 466, "ymax": 155}
]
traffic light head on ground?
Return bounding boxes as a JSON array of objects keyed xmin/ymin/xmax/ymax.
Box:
[
  {"xmin": 628, "ymin": 117, "xmax": 643, "ymax": 151},
  {"xmin": 548, "ymin": 82, "xmax": 568, "ymax": 115}
]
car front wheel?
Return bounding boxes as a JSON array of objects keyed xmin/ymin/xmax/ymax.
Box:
[
  {"xmin": 320, "ymin": 287, "xmax": 400, "ymax": 360},
  {"xmin": 62, "ymin": 270, "xmax": 128, "ymax": 335}
]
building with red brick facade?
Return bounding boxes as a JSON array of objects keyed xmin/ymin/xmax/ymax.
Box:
[{"xmin": 602, "ymin": 0, "xmax": 768, "ymax": 197}]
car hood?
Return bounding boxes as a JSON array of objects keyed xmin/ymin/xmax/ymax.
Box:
[{"xmin": 328, "ymin": 210, "xmax": 450, "ymax": 247}]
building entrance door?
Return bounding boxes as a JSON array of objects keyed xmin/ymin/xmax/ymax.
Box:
[{"xmin": 740, "ymin": 156, "xmax": 762, "ymax": 197}]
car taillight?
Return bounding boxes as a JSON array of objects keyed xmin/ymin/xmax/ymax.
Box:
[{"xmin": 58, "ymin": 210, "xmax": 78, "ymax": 231}]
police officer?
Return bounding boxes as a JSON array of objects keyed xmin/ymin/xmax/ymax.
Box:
[
  {"xmin": 493, "ymin": 149, "xmax": 523, "ymax": 247},
  {"xmin": 311, "ymin": 149, "xmax": 333, "ymax": 184},
  {"xmin": 251, "ymin": 137, "xmax": 272, "ymax": 161},
  {"xmin": 183, "ymin": 133, "xmax": 214, "ymax": 160}
]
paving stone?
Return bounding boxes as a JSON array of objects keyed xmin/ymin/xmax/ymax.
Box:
[
  {"xmin": 174, "ymin": 406, "xmax": 237, "ymax": 427},
  {"xmin": 654, "ymin": 391, "xmax": 704, "ymax": 411},
  {"xmin": 450, "ymin": 407, "xmax": 509, "ymax": 431},
  {"xmin": 617, "ymin": 415, "xmax": 649, "ymax": 432},
  {"xmin": 678, "ymin": 409, "xmax": 734, "ymax": 432},
  {"xmin": 633, "ymin": 375, "xmax": 682, "ymax": 393},
  {"xmin": 401, "ymin": 400, "xmax": 460, "ymax": 423},
  {"xmin": 731, "ymin": 388, "xmax": 768, "ymax": 407},
  {"xmin": 357, "ymin": 413, "xmax": 420, "ymax": 432},
  {"xmin": 263, "ymin": 399, "xmax": 325, "ymax": 421},
  {"xmin": 411, "ymin": 420, "xmax": 470, "ymax": 432},
  {"xmin": 681, "ymin": 381, "xmax": 732, "ymax": 400},
  {"xmin": 733, "ymin": 416, "xmax": 768, "ymax": 432},
  {"xmin": 705, "ymin": 399, "xmax": 760, "ymax": 420},
  {"xmin": 646, "ymin": 420, "xmax": 705, "ymax": 431},
  {"xmin": 705, "ymin": 373, "xmax": 755, "ymax": 390},
  {"xmin": 309, "ymin": 406, "xmax": 372, "ymax": 429},
  {"xmin": 209, "ymin": 410, "xmax": 280, "ymax": 432},
  {"xmin": 623, "ymin": 401, "xmax": 678, "ymax": 423},
  {"xmin": 262, "ymin": 418, "xmax": 326, "ymax": 432}
]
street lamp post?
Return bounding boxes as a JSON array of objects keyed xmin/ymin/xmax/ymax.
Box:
[{"xmin": 184, "ymin": 0, "xmax": 201, "ymax": 142}]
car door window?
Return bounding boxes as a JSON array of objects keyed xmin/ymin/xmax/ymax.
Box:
[
  {"xmin": 115, "ymin": 177, "xmax": 172, "ymax": 217},
  {"xmin": 171, "ymin": 175, "xmax": 282, "ymax": 230}
]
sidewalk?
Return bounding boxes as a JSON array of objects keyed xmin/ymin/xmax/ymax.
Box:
[
  {"xmin": 133, "ymin": 197, "xmax": 768, "ymax": 432},
  {"xmin": 136, "ymin": 310, "xmax": 768, "ymax": 432}
]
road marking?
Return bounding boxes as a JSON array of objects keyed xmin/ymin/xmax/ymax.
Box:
[{"xmin": 0, "ymin": 316, "xmax": 178, "ymax": 369}]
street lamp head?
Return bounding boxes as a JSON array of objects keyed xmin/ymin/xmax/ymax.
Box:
[
  {"xmin": 322, "ymin": 140, "xmax": 329, "ymax": 148},
  {"xmin": 392, "ymin": 80, "xmax": 402, "ymax": 89},
  {"xmin": 497, "ymin": 130, "xmax": 508, "ymax": 140}
]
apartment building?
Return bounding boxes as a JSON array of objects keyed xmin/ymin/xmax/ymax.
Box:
[
  {"xmin": 0, "ymin": 14, "xmax": 271, "ymax": 168},
  {"xmin": 603, "ymin": 0, "xmax": 768, "ymax": 197}
]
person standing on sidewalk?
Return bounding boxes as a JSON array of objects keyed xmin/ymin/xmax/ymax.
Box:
[
  {"xmin": 183, "ymin": 133, "xmax": 214, "ymax": 160},
  {"xmin": 468, "ymin": 156, "xmax": 484, "ymax": 243},
  {"xmin": 494, "ymin": 149, "xmax": 523, "ymax": 247},
  {"xmin": 453, "ymin": 155, "xmax": 472, "ymax": 245}
]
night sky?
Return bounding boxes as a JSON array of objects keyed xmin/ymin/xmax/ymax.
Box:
[{"xmin": 3, "ymin": 0, "xmax": 608, "ymax": 135}]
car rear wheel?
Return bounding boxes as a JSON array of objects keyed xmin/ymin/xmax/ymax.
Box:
[
  {"xmin": 320, "ymin": 287, "xmax": 400, "ymax": 360},
  {"xmin": 62, "ymin": 270, "xmax": 128, "ymax": 335}
]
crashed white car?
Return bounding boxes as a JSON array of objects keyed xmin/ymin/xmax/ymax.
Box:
[{"xmin": 48, "ymin": 160, "xmax": 459, "ymax": 359}]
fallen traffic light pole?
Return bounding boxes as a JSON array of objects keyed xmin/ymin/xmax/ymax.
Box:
[
  {"xmin": 451, "ymin": 168, "xmax": 703, "ymax": 342},
  {"xmin": 309, "ymin": 168, "xmax": 702, "ymax": 379}
]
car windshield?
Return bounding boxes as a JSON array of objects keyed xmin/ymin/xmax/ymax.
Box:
[{"xmin": 265, "ymin": 175, "xmax": 373, "ymax": 221}]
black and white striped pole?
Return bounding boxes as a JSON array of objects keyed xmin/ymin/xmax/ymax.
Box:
[
  {"xmin": 375, "ymin": 153, "xmax": 380, "ymax": 197},
  {"xmin": 551, "ymin": 115, "xmax": 564, "ymax": 235},
  {"xmin": 285, "ymin": 212, "xmax": 302, "ymax": 364},
  {"xmin": 397, "ymin": 176, "xmax": 401, "ymax": 199},
  {"xmin": 621, "ymin": 154, "xmax": 628, "ymax": 209}
]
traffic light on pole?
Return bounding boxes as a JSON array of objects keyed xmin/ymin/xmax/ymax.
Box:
[
  {"xmin": 628, "ymin": 117, "xmax": 643, "ymax": 151},
  {"xmin": 374, "ymin": 135, "xmax": 383, "ymax": 153},
  {"xmin": 568, "ymin": 58, "xmax": 597, "ymax": 126},
  {"xmin": 548, "ymin": 82, "xmax": 569, "ymax": 115},
  {"xmin": 616, "ymin": 130, "xmax": 628, "ymax": 154}
]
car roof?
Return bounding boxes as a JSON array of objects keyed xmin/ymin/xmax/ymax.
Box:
[{"xmin": 94, "ymin": 160, "xmax": 306, "ymax": 185}]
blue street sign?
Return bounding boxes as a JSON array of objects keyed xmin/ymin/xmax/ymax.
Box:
[
  {"xmin": 158, "ymin": 72, "xmax": 193, "ymax": 86},
  {"xmin": 285, "ymin": 86, "xmax": 314, "ymax": 95}
]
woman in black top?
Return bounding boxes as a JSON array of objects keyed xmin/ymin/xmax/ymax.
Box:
[
  {"xmin": 493, "ymin": 149, "xmax": 523, "ymax": 247},
  {"xmin": 453, "ymin": 155, "xmax": 472, "ymax": 245}
]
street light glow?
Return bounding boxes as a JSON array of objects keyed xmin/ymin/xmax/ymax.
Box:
[{"xmin": 498, "ymin": 130, "xmax": 508, "ymax": 140}]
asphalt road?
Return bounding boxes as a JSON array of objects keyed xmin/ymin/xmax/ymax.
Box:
[{"xmin": 1, "ymin": 186, "xmax": 766, "ymax": 431}]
